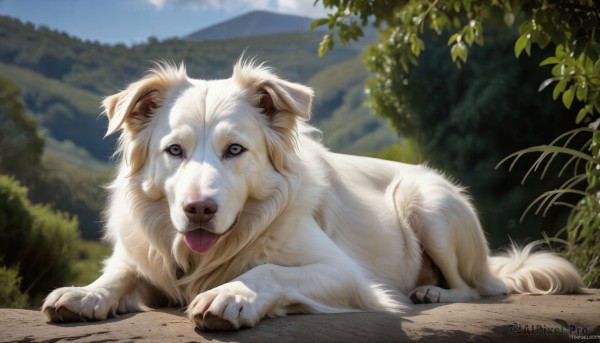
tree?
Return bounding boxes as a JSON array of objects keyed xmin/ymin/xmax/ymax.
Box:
[
  {"xmin": 0, "ymin": 78, "xmax": 81, "ymax": 305},
  {"xmin": 314, "ymin": 0, "xmax": 600, "ymax": 286},
  {"xmin": 0, "ymin": 76, "xmax": 44, "ymax": 176}
]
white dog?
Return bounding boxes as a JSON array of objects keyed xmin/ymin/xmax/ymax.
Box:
[{"xmin": 42, "ymin": 59, "xmax": 583, "ymax": 330}]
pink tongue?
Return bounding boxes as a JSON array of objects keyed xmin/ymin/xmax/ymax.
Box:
[{"xmin": 183, "ymin": 229, "xmax": 220, "ymax": 254}]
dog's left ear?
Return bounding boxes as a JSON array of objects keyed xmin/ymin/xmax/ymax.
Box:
[
  {"xmin": 233, "ymin": 61, "xmax": 313, "ymax": 121},
  {"xmin": 256, "ymin": 78, "xmax": 313, "ymax": 121},
  {"xmin": 233, "ymin": 62, "xmax": 314, "ymax": 172}
]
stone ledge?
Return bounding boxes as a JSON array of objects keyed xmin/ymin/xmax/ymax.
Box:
[{"xmin": 2, "ymin": 290, "xmax": 599, "ymax": 342}]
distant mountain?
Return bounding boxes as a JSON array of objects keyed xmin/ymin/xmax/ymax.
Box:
[{"xmin": 185, "ymin": 10, "xmax": 324, "ymax": 41}]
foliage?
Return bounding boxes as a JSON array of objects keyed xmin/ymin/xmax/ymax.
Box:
[
  {"xmin": 0, "ymin": 175, "xmax": 32, "ymax": 260},
  {"xmin": 30, "ymin": 151, "xmax": 110, "ymax": 239},
  {"xmin": 0, "ymin": 174, "xmax": 79, "ymax": 307},
  {"xmin": 368, "ymin": 140, "xmax": 423, "ymax": 165},
  {"xmin": 0, "ymin": 76, "xmax": 44, "ymax": 176},
  {"xmin": 315, "ymin": 0, "xmax": 600, "ymax": 285},
  {"xmin": 0, "ymin": 75, "xmax": 109, "ymax": 239},
  {"xmin": 0, "ymin": 76, "xmax": 110, "ymax": 304},
  {"xmin": 316, "ymin": 0, "xmax": 599, "ymax": 120},
  {"xmin": 0, "ymin": 265, "xmax": 28, "ymax": 308},
  {"xmin": 499, "ymin": 127, "xmax": 600, "ymax": 286},
  {"xmin": 0, "ymin": 173, "xmax": 110, "ymax": 308}
]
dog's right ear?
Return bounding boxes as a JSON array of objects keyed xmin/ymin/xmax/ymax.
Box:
[
  {"xmin": 103, "ymin": 63, "xmax": 188, "ymax": 137},
  {"xmin": 103, "ymin": 63, "xmax": 188, "ymax": 176},
  {"xmin": 103, "ymin": 78, "xmax": 164, "ymax": 137}
]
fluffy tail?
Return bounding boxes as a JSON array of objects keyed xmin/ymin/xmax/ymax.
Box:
[{"xmin": 486, "ymin": 242, "xmax": 583, "ymax": 295}]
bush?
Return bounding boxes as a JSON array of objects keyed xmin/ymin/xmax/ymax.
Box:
[
  {"xmin": 0, "ymin": 265, "xmax": 28, "ymax": 308},
  {"xmin": 0, "ymin": 174, "xmax": 79, "ymax": 307},
  {"xmin": 368, "ymin": 141, "xmax": 422, "ymax": 165},
  {"xmin": 0, "ymin": 175, "xmax": 33, "ymax": 269}
]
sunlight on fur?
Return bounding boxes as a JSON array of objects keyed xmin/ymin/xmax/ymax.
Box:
[{"xmin": 42, "ymin": 58, "xmax": 583, "ymax": 330}]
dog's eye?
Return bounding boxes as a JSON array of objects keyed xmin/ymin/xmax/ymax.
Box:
[
  {"xmin": 166, "ymin": 144, "xmax": 184, "ymax": 157},
  {"xmin": 224, "ymin": 143, "xmax": 246, "ymax": 158}
]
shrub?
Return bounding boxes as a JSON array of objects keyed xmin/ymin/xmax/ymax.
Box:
[
  {"xmin": 0, "ymin": 264, "xmax": 29, "ymax": 308},
  {"xmin": 0, "ymin": 174, "xmax": 79, "ymax": 307}
]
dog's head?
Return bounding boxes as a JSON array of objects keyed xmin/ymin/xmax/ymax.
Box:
[{"xmin": 103, "ymin": 60, "xmax": 313, "ymax": 254}]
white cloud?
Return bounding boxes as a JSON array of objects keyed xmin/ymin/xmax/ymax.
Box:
[{"xmin": 147, "ymin": 0, "xmax": 328, "ymax": 18}]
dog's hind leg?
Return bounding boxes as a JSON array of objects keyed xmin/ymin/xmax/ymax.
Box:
[
  {"xmin": 408, "ymin": 251, "xmax": 481, "ymax": 304},
  {"xmin": 399, "ymin": 174, "xmax": 502, "ymax": 304},
  {"xmin": 408, "ymin": 217, "xmax": 482, "ymax": 303}
]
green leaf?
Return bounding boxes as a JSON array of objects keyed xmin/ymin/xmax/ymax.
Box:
[
  {"xmin": 457, "ymin": 44, "xmax": 468, "ymax": 62},
  {"xmin": 448, "ymin": 33, "xmax": 459, "ymax": 46},
  {"xmin": 575, "ymin": 84, "xmax": 588, "ymax": 102},
  {"xmin": 464, "ymin": 27, "xmax": 475, "ymax": 45},
  {"xmin": 411, "ymin": 36, "xmax": 425, "ymax": 56},
  {"xmin": 451, "ymin": 43, "xmax": 467, "ymax": 63},
  {"xmin": 514, "ymin": 34, "xmax": 528, "ymax": 57},
  {"xmin": 451, "ymin": 43, "xmax": 459, "ymax": 62},
  {"xmin": 518, "ymin": 21, "xmax": 532, "ymax": 35},
  {"xmin": 310, "ymin": 18, "xmax": 329, "ymax": 31},
  {"xmin": 555, "ymin": 45, "xmax": 567, "ymax": 58},
  {"xmin": 451, "ymin": 42, "xmax": 468, "ymax": 63},
  {"xmin": 474, "ymin": 31, "xmax": 484, "ymax": 46},
  {"xmin": 576, "ymin": 106, "xmax": 590, "ymax": 124},
  {"xmin": 551, "ymin": 64, "xmax": 562, "ymax": 77},
  {"xmin": 584, "ymin": 57, "xmax": 594, "ymax": 73},
  {"xmin": 540, "ymin": 56, "xmax": 559, "ymax": 66},
  {"xmin": 562, "ymin": 87, "xmax": 574, "ymax": 109},
  {"xmin": 553, "ymin": 79, "xmax": 567, "ymax": 100},
  {"xmin": 318, "ymin": 34, "xmax": 334, "ymax": 56}
]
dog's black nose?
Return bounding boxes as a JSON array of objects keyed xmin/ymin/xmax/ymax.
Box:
[{"xmin": 184, "ymin": 199, "xmax": 218, "ymax": 222}]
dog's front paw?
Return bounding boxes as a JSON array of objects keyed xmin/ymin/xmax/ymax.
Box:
[
  {"xmin": 42, "ymin": 286, "xmax": 114, "ymax": 323},
  {"xmin": 187, "ymin": 281, "xmax": 266, "ymax": 331}
]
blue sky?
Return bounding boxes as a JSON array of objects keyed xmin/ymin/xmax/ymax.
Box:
[{"xmin": 0, "ymin": 0, "xmax": 328, "ymax": 45}]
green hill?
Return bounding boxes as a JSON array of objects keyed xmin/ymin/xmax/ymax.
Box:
[
  {"xmin": 0, "ymin": 63, "xmax": 114, "ymax": 161},
  {"xmin": 309, "ymin": 58, "xmax": 399, "ymax": 153}
]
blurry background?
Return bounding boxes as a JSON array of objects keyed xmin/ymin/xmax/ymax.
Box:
[{"xmin": 0, "ymin": 0, "xmax": 592, "ymax": 308}]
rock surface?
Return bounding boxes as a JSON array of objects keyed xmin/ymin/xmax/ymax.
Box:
[{"xmin": 2, "ymin": 290, "xmax": 599, "ymax": 342}]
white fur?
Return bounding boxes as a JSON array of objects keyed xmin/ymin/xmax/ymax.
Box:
[{"xmin": 42, "ymin": 60, "xmax": 583, "ymax": 330}]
